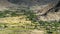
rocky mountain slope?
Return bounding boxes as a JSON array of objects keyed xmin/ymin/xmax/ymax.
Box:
[{"xmin": 0, "ymin": 0, "xmax": 60, "ymax": 21}]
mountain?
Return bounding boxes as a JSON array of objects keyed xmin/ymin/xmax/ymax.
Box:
[
  {"xmin": 0, "ymin": 0, "xmax": 59, "ymax": 10},
  {"xmin": 0, "ymin": 0, "xmax": 60, "ymax": 21}
]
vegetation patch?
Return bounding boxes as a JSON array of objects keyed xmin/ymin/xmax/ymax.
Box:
[{"xmin": 0, "ymin": 9, "xmax": 60, "ymax": 34}]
